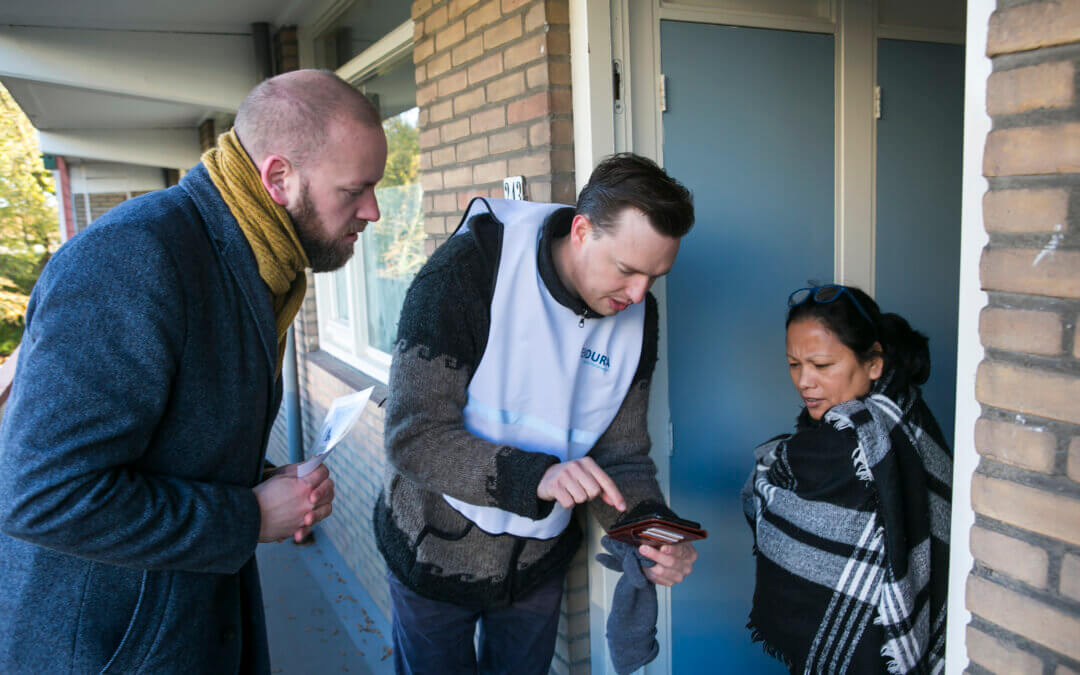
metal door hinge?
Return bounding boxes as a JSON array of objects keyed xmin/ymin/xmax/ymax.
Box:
[
  {"xmin": 874, "ymin": 86, "xmax": 882, "ymax": 119},
  {"xmin": 667, "ymin": 422, "xmax": 674, "ymax": 456},
  {"xmin": 613, "ymin": 58, "xmax": 623, "ymax": 114},
  {"xmin": 659, "ymin": 74, "xmax": 668, "ymax": 113}
]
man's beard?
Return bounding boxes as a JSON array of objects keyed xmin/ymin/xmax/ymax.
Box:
[{"xmin": 290, "ymin": 181, "xmax": 357, "ymax": 273}]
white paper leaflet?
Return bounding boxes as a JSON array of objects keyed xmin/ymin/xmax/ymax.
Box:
[{"xmin": 296, "ymin": 386, "xmax": 375, "ymax": 478}]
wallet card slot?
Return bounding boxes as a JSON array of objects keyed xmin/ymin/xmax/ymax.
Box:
[{"xmin": 641, "ymin": 527, "xmax": 684, "ymax": 543}]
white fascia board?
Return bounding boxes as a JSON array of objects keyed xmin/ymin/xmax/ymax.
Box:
[
  {"xmin": 39, "ymin": 128, "xmax": 201, "ymax": 171},
  {"xmin": 945, "ymin": 1, "xmax": 993, "ymax": 672},
  {"xmin": 0, "ymin": 26, "xmax": 257, "ymax": 112},
  {"xmin": 834, "ymin": 0, "xmax": 876, "ymax": 294}
]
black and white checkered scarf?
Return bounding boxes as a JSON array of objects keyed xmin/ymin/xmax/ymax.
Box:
[{"xmin": 742, "ymin": 373, "xmax": 952, "ymax": 674}]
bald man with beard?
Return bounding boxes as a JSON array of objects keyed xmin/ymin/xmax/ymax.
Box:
[{"xmin": 0, "ymin": 70, "xmax": 386, "ymax": 674}]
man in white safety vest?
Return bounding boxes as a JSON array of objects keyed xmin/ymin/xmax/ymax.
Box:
[{"xmin": 374, "ymin": 153, "xmax": 698, "ymax": 673}]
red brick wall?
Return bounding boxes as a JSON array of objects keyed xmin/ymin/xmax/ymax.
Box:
[
  {"xmin": 411, "ymin": 0, "xmax": 574, "ymax": 256},
  {"xmin": 408, "ymin": 3, "xmax": 588, "ymax": 671},
  {"xmin": 275, "ymin": 26, "xmax": 300, "ymax": 74},
  {"xmin": 55, "ymin": 156, "xmax": 75, "ymax": 241},
  {"xmin": 968, "ymin": 1, "xmax": 1080, "ymax": 672}
]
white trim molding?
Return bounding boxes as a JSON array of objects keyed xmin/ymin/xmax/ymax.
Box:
[
  {"xmin": 658, "ymin": 5, "xmax": 835, "ymax": 34},
  {"xmin": 627, "ymin": 0, "xmax": 664, "ymax": 162},
  {"xmin": 596, "ymin": 3, "xmax": 677, "ymax": 672},
  {"xmin": 313, "ymin": 262, "xmax": 393, "ymax": 384},
  {"xmin": 833, "ymin": 0, "xmax": 876, "ymax": 294},
  {"xmin": 657, "ymin": 0, "xmax": 836, "ymax": 33},
  {"xmin": 946, "ymin": 0, "xmax": 993, "ymax": 672},
  {"xmin": 571, "ymin": 0, "xmax": 616, "ymax": 194},
  {"xmin": 570, "ymin": 5, "xmax": 634, "ymax": 674},
  {"xmin": 877, "ymin": 24, "xmax": 965, "ymax": 45},
  {"xmin": 336, "ymin": 21, "xmax": 415, "ymax": 86},
  {"xmin": 306, "ymin": 0, "xmax": 357, "ymax": 41}
]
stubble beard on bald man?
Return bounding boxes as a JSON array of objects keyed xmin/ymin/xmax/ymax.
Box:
[{"xmin": 290, "ymin": 180, "xmax": 356, "ymax": 273}]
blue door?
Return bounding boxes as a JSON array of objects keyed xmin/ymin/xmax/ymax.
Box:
[
  {"xmin": 661, "ymin": 21, "xmax": 835, "ymax": 672},
  {"xmin": 875, "ymin": 39, "xmax": 964, "ymax": 439}
]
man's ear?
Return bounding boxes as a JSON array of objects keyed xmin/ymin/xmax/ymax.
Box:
[
  {"xmin": 259, "ymin": 154, "xmax": 293, "ymax": 206},
  {"xmin": 569, "ymin": 214, "xmax": 593, "ymax": 248}
]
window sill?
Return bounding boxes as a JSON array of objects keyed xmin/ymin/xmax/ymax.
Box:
[{"xmin": 306, "ymin": 349, "xmax": 390, "ymax": 407}]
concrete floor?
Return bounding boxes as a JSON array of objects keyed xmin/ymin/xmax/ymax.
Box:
[{"xmin": 257, "ymin": 534, "xmax": 395, "ymax": 675}]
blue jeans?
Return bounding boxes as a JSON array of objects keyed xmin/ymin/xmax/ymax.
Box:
[{"xmin": 388, "ymin": 571, "xmax": 564, "ymax": 675}]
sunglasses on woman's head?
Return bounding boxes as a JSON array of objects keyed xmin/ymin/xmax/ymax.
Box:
[{"xmin": 787, "ymin": 284, "xmax": 874, "ymax": 325}]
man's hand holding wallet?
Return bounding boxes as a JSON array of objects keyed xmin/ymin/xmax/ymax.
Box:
[
  {"xmin": 607, "ymin": 511, "xmax": 704, "ymax": 587},
  {"xmin": 597, "ymin": 513, "xmax": 705, "ymax": 674}
]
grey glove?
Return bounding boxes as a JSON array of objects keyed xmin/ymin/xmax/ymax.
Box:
[{"xmin": 596, "ymin": 535, "xmax": 659, "ymax": 675}]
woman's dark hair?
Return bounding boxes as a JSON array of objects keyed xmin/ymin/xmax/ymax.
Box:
[
  {"xmin": 786, "ymin": 285, "xmax": 931, "ymax": 389},
  {"xmin": 576, "ymin": 153, "xmax": 695, "ymax": 238}
]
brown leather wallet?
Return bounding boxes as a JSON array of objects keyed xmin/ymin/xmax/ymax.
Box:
[{"xmin": 607, "ymin": 514, "xmax": 708, "ymax": 547}]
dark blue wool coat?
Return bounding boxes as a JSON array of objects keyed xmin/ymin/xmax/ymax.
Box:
[{"xmin": 0, "ymin": 164, "xmax": 281, "ymax": 673}]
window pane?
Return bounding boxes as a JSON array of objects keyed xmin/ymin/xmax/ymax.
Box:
[
  {"xmin": 360, "ymin": 54, "xmax": 424, "ymax": 354},
  {"xmin": 362, "ymin": 179, "xmax": 423, "ymax": 353},
  {"xmin": 314, "ymin": 0, "xmax": 410, "ymax": 70},
  {"xmin": 332, "ymin": 266, "xmax": 350, "ymax": 322}
]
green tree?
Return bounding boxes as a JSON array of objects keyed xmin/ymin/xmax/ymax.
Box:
[
  {"xmin": 374, "ymin": 111, "xmax": 425, "ymax": 279},
  {"xmin": 378, "ymin": 115, "xmax": 420, "ymax": 189},
  {"xmin": 0, "ymin": 83, "xmax": 60, "ymax": 356}
]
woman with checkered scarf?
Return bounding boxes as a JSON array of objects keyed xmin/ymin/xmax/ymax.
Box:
[{"xmin": 743, "ymin": 285, "xmax": 952, "ymax": 674}]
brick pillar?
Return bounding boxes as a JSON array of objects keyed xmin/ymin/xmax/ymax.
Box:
[
  {"xmin": 274, "ymin": 26, "xmax": 299, "ymax": 74},
  {"xmin": 968, "ymin": 1, "xmax": 1080, "ymax": 673},
  {"xmin": 55, "ymin": 156, "xmax": 75, "ymax": 241},
  {"xmin": 411, "ymin": 0, "xmax": 574, "ymax": 257},
  {"xmin": 199, "ymin": 119, "xmax": 216, "ymax": 152}
]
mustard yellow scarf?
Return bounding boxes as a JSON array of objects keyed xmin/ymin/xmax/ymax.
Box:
[{"xmin": 202, "ymin": 129, "xmax": 309, "ymax": 377}]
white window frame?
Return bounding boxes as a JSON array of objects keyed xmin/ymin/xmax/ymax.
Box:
[{"xmin": 311, "ymin": 16, "xmax": 416, "ymax": 383}]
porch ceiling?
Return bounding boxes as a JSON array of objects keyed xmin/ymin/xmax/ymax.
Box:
[
  {"xmin": 0, "ymin": 0, "xmax": 302, "ymax": 169},
  {"xmin": 1, "ymin": 0, "xmax": 302, "ymax": 34}
]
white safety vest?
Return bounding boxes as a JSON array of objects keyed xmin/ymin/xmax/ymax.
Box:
[{"xmin": 442, "ymin": 198, "xmax": 645, "ymax": 539}]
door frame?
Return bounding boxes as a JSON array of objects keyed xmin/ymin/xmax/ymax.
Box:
[
  {"xmin": 576, "ymin": 3, "xmax": 862, "ymax": 672},
  {"xmin": 571, "ymin": 1, "xmax": 970, "ymax": 673}
]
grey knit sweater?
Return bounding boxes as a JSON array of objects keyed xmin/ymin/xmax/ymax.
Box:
[{"xmin": 373, "ymin": 207, "xmax": 674, "ymax": 609}]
